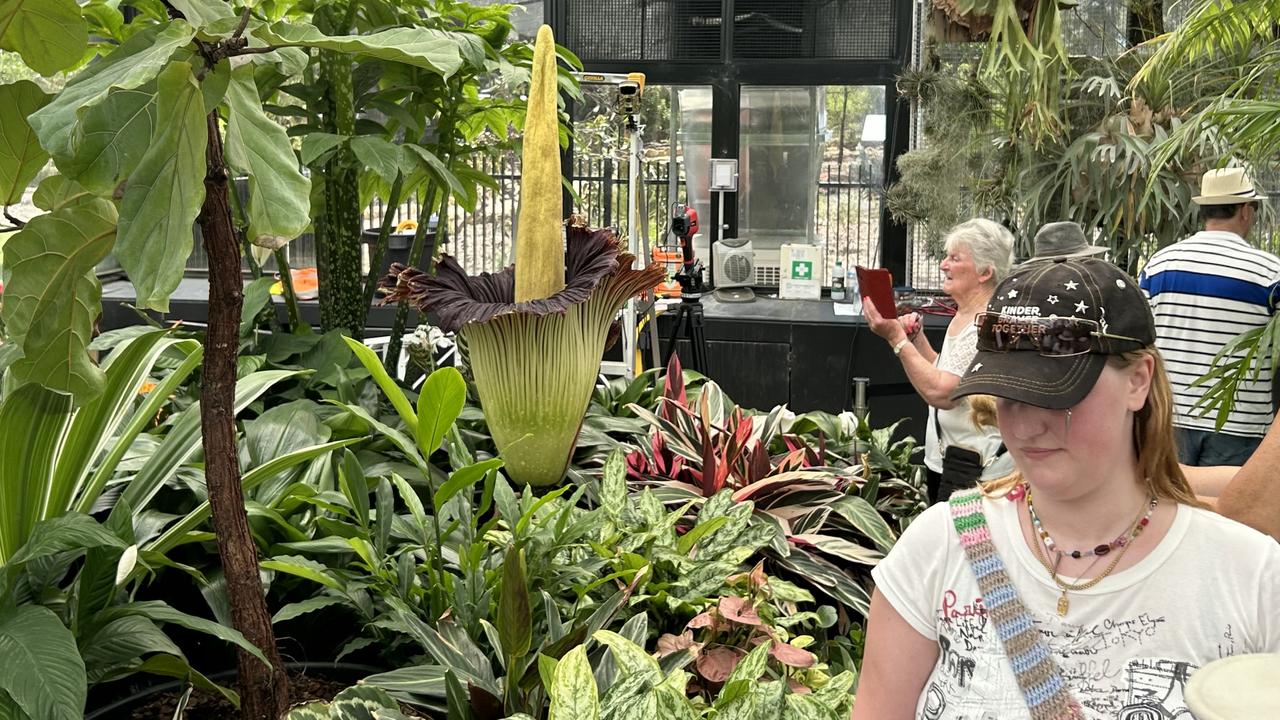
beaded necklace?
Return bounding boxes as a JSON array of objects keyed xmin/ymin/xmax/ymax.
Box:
[
  {"xmin": 1025, "ymin": 487, "xmax": 1158, "ymax": 616},
  {"xmin": 1027, "ymin": 488, "xmax": 1157, "ymax": 558}
]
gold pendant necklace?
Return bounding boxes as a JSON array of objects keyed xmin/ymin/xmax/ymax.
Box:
[{"xmin": 1026, "ymin": 490, "xmax": 1155, "ymax": 617}]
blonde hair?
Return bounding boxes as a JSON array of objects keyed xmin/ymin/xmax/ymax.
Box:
[{"xmin": 980, "ymin": 348, "xmax": 1209, "ymax": 509}]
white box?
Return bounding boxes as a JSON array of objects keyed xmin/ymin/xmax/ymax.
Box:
[{"xmin": 779, "ymin": 243, "xmax": 821, "ymax": 300}]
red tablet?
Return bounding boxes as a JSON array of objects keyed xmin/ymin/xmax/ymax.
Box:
[{"xmin": 856, "ymin": 266, "xmax": 896, "ymax": 318}]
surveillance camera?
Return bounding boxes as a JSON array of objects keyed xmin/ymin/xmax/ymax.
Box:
[{"xmin": 618, "ymin": 80, "xmax": 640, "ymax": 96}]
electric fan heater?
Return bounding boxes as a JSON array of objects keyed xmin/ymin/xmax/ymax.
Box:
[{"xmin": 712, "ymin": 238, "xmax": 755, "ymax": 302}]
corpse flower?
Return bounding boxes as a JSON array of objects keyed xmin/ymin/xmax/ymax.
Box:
[{"xmin": 380, "ymin": 25, "xmax": 663, "ymax": 486}]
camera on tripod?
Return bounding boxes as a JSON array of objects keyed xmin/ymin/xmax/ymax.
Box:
[{"xmin": 616, "ymin": 80, "xmax": 642, "ymax": 118}]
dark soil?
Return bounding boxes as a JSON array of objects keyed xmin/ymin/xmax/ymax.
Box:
[{"xmin": 118, "ymin": 670, "xmax": 424, "ymax": 719}]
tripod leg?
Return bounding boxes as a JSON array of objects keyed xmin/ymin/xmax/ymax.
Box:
[
  {"xmin": 663, "ymin": 305, "xmax": 687, "ymax": 368},
  {"xmin": 690, "ymin": 306, "xmax": 708, "ymax": 373}
]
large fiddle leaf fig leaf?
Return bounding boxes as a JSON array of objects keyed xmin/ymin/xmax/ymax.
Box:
[
  {"xmin": 0, "ymin": 198, "xmax": 117, "ymax": 401},
  {"xmin": 63, "ymin": 86, "xmax": 157, "ymax": 194},
  {"xmin": 28, "ymin": 22, "xmax": 195, "ymax": 167},
  {"xmin": 224, "ymin": 65, "xmax": 310, "ymax": 246},
  {"xmin": 0, "ymin": 81, "xmax": 51, "ymax": 206},
  {"xmin": 253, "ymin": 22, "xmax": 464, "ymax": 77},
  {"xmin": 0, "ymin": 605, "xmax": 86, "ymax": 720},
  {"xmin": 115, "ymin": 60, "xmax": 207, "ymax": 312},
  {"xmin": 168, "ymin": 0, "xmax": 236, "ymax": 28},
  {"xmin": 0, "ymin": 0, "xmax": 88, "ymax": 77}
]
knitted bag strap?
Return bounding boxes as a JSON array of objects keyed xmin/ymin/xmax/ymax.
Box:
[{"xmin": 948, "ymin": 488, "xmax": 1084, "ymax": 720}]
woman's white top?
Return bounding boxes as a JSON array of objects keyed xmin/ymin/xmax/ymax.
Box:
[{"xmin": 924, "ymin": 323, "xmax": 1014, "ymax": 480}]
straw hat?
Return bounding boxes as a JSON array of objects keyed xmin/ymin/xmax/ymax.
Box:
[
  {"xmin": 1184, "ymin": 653, "xmax": 1280, "ymax": 719},
  {"xmin": 1193, "ymin": 167, "xmax": 1267, "ymax": 205}
]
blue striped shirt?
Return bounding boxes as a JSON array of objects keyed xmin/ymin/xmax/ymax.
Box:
[{"xmin": 1138, "ymin": 231, "xmax": 1280, "ymax": 437}]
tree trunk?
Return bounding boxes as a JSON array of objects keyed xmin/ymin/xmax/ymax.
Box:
[{"xmin": 200, "ymin": 109, "xmax": 291, "ymax": 720}]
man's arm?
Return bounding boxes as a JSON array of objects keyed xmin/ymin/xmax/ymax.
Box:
[{"xmin": 1215, "ymin": 422, "xmax": 1280, "ymax": 540}]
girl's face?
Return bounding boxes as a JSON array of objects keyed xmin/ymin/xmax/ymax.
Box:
[
  {"xmin": 940, "ymin": 244, "xmax": 992, "ymax": 299},
  {"xmin": 995, "ymin": 356, "xmax": 1154, "ymax": 498}
]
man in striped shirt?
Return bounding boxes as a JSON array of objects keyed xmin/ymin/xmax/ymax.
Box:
[{"xmin": 1139, "ymin": 167, "xmax": 1280, "ymax": 465}]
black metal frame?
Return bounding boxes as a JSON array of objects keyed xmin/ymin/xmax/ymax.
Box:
[{"xmin": 546, "ymin": 0, "xmax": 914, "ymax": 280}]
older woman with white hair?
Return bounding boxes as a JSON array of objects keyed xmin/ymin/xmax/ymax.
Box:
[{"xmin": 864, "ymin": 218, "xmax": 1016, "ymax": 501}]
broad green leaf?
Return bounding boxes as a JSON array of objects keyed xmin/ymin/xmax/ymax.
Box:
[
  {"xmin": 79, "ymin": 615, "xmax": 182, "ymax": 680},
  {"xmin": 549, "ymin": 646, "xmax": 599, "ymax": 720},
  {"xmin": 417, "ymin": 366, "xmax": 467, "ymax": 458},
  {"xmin": 496, "ymin": 545, "xmax": 531, "ymax": 659},
  {"xmin": 253, "ymin": 22, "xmax": 464, "ymax": 77},
  {"xmin": 433, "ymin": 457, "xmax": 503, "ymax": 510},
  {"xmin": 168, "ymin": 0, "xmax": 236, "ymax": 27},
  {"xmin": 224, "ymin": 65, "xmax": 310, "ymax": 246},
  {"xmin": 0, "ymin": 605, "xmax": 85, "ymax": 720},
  {"xmin": 271, "ymin": 594, "xmax": 345, "ymax": 624},
  {"xmin": 65, "ymin": 85, "xmax": 157, "ymax": 194},
  {"xmin": 115, "ymin": 61, "xmax": 207, "ymax": 312},
  {"xmin": 600, "ymin": 449, "xmax": 627, "ymax": 522},
  {"xmin": 0, "ymin": 81, "xmax": 51, "ymax": 205},
  {"xmin": 830, "ymin": 496, "xmax": 897, "ymax": 554},
  {"xmin": 102, "ymin": 601, "xmax": 269, "ymax": 667},
  {"xmin": 593, "ymin": 631, "xmax": 661, "ymax": 679},
  {"xmin": 0, "ymin": 198, "xmax": 116, "ymax": 400},
  {"xmin": 300, "ymin": 132, "xmax": 344, "ymax": 166},
  {"xmin": 133, "ymin": 653, "xmax": 240, "ymax": 707},
  {"xmin": 350, "ymin": 135, "xmax": 407, "ymax": 184},
  {"xmin": 405, "ymin": 144, "xmax": 465, "ymax": 198},
  {"xmin": 344, "ymin": 336, "xmax": 418, "ymax": 436},
  {"xmin": 32, "ymin": 175, "xmax": 94, "ymax": 212},
  {"xmin": 29, "ymin": 23, "xmax": 195, "ymax": 165},
  {"xmin": 7, "ymin": 513, "xmax": 126, "ymax": 566},
  {"xmin": 0, "ymin": 0, "xmax": 88, "ymax": 76},
  {"xmin": 240, "ymin": 277, "xmax": 275, "ymax": 338},
  {"xmin": 261, "ymin": 555, "xmax": 344, "ymax": 591},
  {"xmin": 0, "ymin": 382, "xmax": 72, "ymax": 564}
]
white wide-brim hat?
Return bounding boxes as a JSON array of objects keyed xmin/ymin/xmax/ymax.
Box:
[
  {"xmin": 1193, "ymin": 167, "xmax": 1268, "ymax": 205},
  {"xmin": 1184, "ymin": 653, "xmax": 1280, "ymax": 719}
]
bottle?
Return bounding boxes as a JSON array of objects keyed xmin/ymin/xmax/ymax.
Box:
[
  {"xmin": 848, "ymin": 267, "xmax": 862, "ymax": 311},
  {"xmin": 831, "ymin": 261, "xmax": 846, "ymax": 301}
]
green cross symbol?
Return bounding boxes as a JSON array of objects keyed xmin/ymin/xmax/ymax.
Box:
[{"xmin": 791, "ymin": 260, "xmax": 812, "ymax": 279}]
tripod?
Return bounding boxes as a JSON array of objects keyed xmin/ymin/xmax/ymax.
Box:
[{"xmin": 662, "ymin": 294, "xmax": 709, "ymax": 373}]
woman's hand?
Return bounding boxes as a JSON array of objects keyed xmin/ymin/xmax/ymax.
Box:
[{"xmin": 863, "ymin": 298, "xmax": 908, "ymax": 344}]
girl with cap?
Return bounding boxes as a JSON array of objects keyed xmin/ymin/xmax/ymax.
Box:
[
  {"xmin": 852, "ymin": 257, "xmax": 1280, "ymax": 720},
  {"xmin": 863, "ymin": 218, "xmax": 1016, "ymax": 502}
]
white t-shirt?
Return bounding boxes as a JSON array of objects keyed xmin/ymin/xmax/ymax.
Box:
[
  {"xmin": 924, "ymin": 324, "xmax": 1014, "ymax": 480},
  {"xmin": 871, "ymin": 498, "xmax": 1280, "ymax": 720}
]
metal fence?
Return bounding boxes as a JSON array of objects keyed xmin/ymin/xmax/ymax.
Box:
[{"xmin": 187, "ymin": 154, "xmax": 891, "ymax": 283}]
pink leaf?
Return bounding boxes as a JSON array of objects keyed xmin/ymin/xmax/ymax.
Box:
[
  {"xmin": 770, "ymin": 641, "xmax": 816, "ymax": 668},
  {"xmin": 695, "ymin": 646, "xmax": 744, "ymax": 683},
  {"xmin": 718, "ymin": 596, "xmax": 763, "ymax": 626}
]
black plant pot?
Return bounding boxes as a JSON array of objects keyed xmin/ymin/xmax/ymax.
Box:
[{"xmin": 84, "ymin": 661, "xmax": 386, "ymax": 719}]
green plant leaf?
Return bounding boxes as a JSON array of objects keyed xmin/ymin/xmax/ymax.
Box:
[
  {"xmin": 29, "ymin": 23, "xmax": 195, "ymax": 166},
  {"xmin": 272, "ymin": 595, "xmax": 346, "ymax": 624},
  {"xmin": 62, "ymin": 86, "xmax": 157, "ymax": 194},
  {"xmin": 115, "ymin": 60, "xmax": 207, "ymax": 312},
  {"xmin": 549, "ymin": 646, "xmax": 599, "ymax": 720},
  {"xmin": 224, "ymin": 64, "xmax": 310, "ymax": 246},
  {"xmin": 261, "ymin": 555, "xmax": 345, "ymax": 591},
  {"xmin": 98, "ymin": 601, "xmax": 269, "ymax": 667},
  {"xmin": 168, "ymin": 0, "xmax": 236, "ymax": 26},
  {"xmin": 350, "ymin": 135, "xmax": 407, "ymax": 184},
  {"xmin": 7, "ymin": 513, "xmax": 126, "ymax": 566},
  {"xmin": 0, "ymin": 605, "xmax": 85, "ymax": 720},
  {"xmin": 0, "ymin": 384, "xmax": 73, "ymax": 564},
  {"xmin": 300, "ymin": 132, "xmax": 344, "ymax": 166},
  {"xmin": 830, "ymin": 496, "xmax": 897, "ymax": 554},
  {"xmin": 434, "ymin": 458, "xmax": 503, "ymax": 511},
  {"xmin": 253, "ymin": 22, "xmax": 463, "ymax": 77},
  {"xmin": 0, "ymin": 198, "xmax": 116, "ymax": 401},
  {"xmin": 32, "ymin": 174, "xmax": 94, "ymax": 212},
  {"xmin": 497, "ymin": 545, "xmax": 532, "ymax": 659},
  {"xmin": 133, "ymin": 653, "xmax": 240, "ymax": 707},
  {"xmin": 417, "ymin": 366, "xmax": 467, "ymax": 458},
  {"xmin": 600, "ymin": 448, "xmax": 627, "ymax": 522},
  {"xmin": 344, "ymin": 336, "xmax": 419, "ymax": 436},
  {"xmin": 79, "ymin": 615, "xmax": 182, "ymax": 680},
  {"xmin": 593, "ymin": 630, "xmax": 661, "ymax": 679},
  {"xmin": 0, "ymin": 0, "xmax": 88, "ymax": 76},
  {"xmin": 0, "ymin": 80, "xmax": 51, "ymax": 205}
]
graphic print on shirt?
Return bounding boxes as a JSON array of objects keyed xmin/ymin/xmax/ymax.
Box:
[{"xmin": 926, "ymin": 590, "xmax": 1231, "ymax": 719}]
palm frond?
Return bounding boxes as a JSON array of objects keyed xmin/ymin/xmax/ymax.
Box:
[{"xmin": 1133, "ymin": 0, "xmax": 1280, "ymax": 90}]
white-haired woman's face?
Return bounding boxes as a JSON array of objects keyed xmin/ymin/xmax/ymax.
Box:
[{"xmin": 940, "ymin": 243, "xmax": 991, "ymax": 299}]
